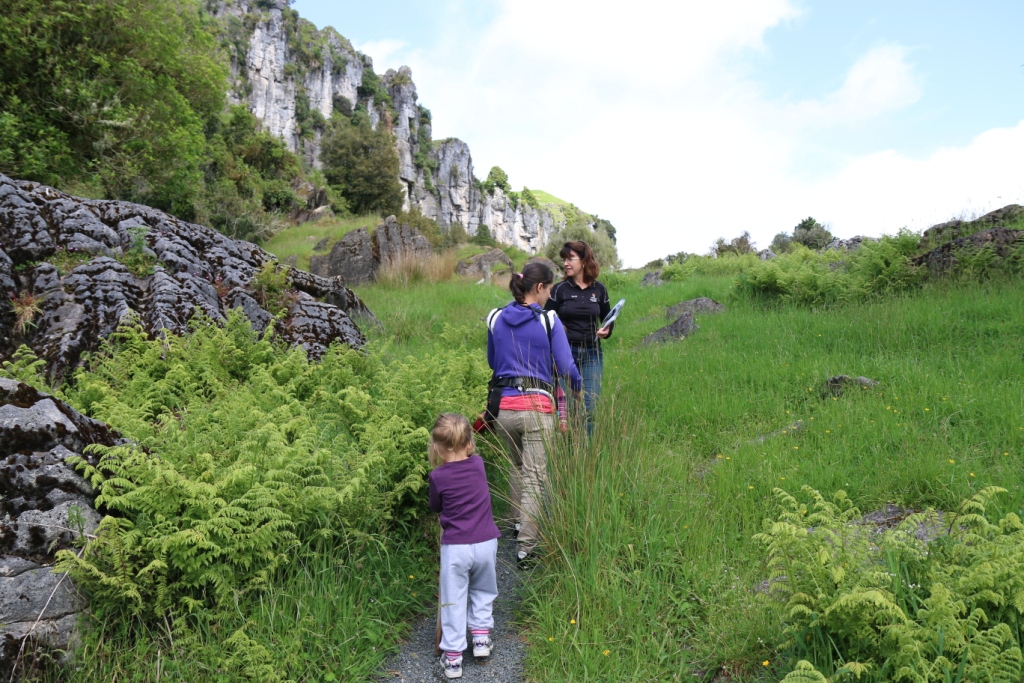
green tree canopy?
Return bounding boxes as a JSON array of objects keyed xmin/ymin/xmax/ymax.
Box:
[
  {"xmin": 480, "ymin": 166, "xmax": 510, "ymax": 194},
  {"xmin": 792, "ymin": 217, "xmax": 834, "ymax": 250},
  {"xmin": 320, "ymin": 115, "xmax": 404, "ymax": 216},
  {"xmin": 0, "ymin": 0, "xmax": 227, "ymax": 216},
  {"xmin": 545, "ymin": 219, "xmax": 621, "ymax": 271}
]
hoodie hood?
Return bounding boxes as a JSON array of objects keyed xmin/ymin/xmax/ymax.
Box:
[{"xmin": 500, "ymin": 302, "xmax": 544, "ymax": 327}]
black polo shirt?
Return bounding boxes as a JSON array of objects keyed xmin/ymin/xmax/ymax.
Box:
[{"xmin": 545, "ymin": 279, "xmax": 613, "ymax": 347}]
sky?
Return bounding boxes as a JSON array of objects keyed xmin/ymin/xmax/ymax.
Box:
[{"xmin": 293, "ymin": 0, "xmax": 1024, "ymax": 267}]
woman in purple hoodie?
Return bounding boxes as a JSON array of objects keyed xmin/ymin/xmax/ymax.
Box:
[{"xmin": 486, "ymin": 262, "xmax": 582, "ymax": 568}]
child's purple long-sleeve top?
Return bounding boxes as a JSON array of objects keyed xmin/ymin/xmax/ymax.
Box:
[
  {"xmin": 428, "ymin": 455, "xmax": 501, "ymax": 545},
  {"xmin": 487, "ymin": 302, "xmax": 582, "ymax": 397}
]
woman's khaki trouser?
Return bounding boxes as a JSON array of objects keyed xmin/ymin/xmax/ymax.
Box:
[{"xmin": 494, "ymin": 408, "xmax": 555, "ymax": 555}]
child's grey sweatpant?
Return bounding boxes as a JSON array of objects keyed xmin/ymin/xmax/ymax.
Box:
[{"xmin": 439, "ymin": 538, "xmax": 499, "ymax": 653}]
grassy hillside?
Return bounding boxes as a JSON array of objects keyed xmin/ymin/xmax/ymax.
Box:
[
  {"xmin": 262, "ymin": 214, "xmax": 382, "ymax": 271},
  {"xmin": 357, "ymin": 271, "xmax": 1024, "ymax": 681},
  {"xmin": 532, "ymin": 189, "xmax": 573, "ymax": 223},
  {"xmin": 7, "ymin": 231, "xmax": 1023, "ymax": 680}
]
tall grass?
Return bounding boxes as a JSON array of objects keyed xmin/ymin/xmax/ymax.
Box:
[
  {"xmin": 374, "ymin": 250, "xmax": 460, "ymax": 287},
  {"xmin": 355, "ymin": 270, "xmax": 1024, "ymax": 680},
  {"xmin": 525, "ymin": 277, "xmax": 1024, "ymax": 680}
]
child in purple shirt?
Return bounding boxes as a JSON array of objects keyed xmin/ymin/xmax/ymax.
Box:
[{"xmin": 428, "ymin": 413, "xmax": 501, "ymax": 679}]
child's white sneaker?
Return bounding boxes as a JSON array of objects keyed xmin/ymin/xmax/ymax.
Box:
[
  {"xmin": 439, "ymin": 654, "xmax": 463, "ymax": 679},
  {"xmin": 472, "ymin": 635, "xmax": 492, "ymax": 657}
]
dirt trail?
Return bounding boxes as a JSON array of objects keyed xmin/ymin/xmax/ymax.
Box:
[{"xmin": 377, "ymin": 534, "xmax": 527, "ymax": 682}]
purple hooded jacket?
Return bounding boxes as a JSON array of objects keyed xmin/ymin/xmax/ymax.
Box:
[{"xmin": 487, "ymin": 302, "xmax": 582, "ymax": 397}]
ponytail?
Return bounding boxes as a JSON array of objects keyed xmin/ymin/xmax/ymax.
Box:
[{"xmin": 509, "ymin": 262, "xmax": 554, "ymax": 304}]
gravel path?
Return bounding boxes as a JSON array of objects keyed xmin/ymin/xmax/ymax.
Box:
[{"xmin": 377, "ymin": 534, "xmax": 527, "ymax": 682}]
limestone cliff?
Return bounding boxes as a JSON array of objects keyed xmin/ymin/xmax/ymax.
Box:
[{"xmin": 212, "ymin": 0, "xmax": 584, "ymax": 253}]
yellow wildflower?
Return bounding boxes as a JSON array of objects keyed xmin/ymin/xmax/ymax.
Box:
[
  {"xmin": 570, "ymin": 619, "xmax": 576, "ymax": 624},
  {"xmin": 603, "ymin": 650, "xmax": 610, "ymax": 656}
]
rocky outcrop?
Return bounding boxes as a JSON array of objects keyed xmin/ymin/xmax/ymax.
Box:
[
  {"xmin": 0, "ymin": 175, "xmax": 370, "ymax": 378},
  {"xmin": 666, "ymin": 298, "xmax": 724, "ymax": 319},
  {"xmin": 920, "ymin": 205, "xmax": 1024, "ymax": 250},
  {"xmin": 642, "ymin": 312, "xmax": 697, "ymax": 345},
  {"xmin": 825, "ymin": 236, "xmax": 873, "ymax": 252},
  {"xmin": 0, "ymin": 379, "xmax": 122, "ymax": 670},
  {"xmin": 456, "ymin": 249, "xmax": 514, "ymax": 278},
  {"xmin": 640, "ymin": 271, "xmax": 663, "ymax": 287},
  {"xmin": 911, "ymin": 228, "xmax": 1023, "ymax": 273},
  {"xmin": 373, "ymin": 216, "xmax": 433, "ymax": 267},
  {"xmin": 210, "ymin": 1, "xmax": 590, "ymax": 255},
  {"xmin": 309, "ymin": 217, "xmax": 433, "ymax": 284},
  {"xmin": 310, "ymin": 227, "xmax": 375, "ymax": 285}
]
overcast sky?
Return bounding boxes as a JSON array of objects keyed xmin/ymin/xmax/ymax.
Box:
[{"xmin": 293, "ymin": 0, "xmax": 1024, "ymax": 266}]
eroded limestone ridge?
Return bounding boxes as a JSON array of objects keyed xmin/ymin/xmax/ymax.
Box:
[
  {"xmin": 0, "ymin": 174, "xmax": 372, "ymax": 380},
  {"xmin": 0, "ymin": 378, "xmax": 123, "ymax": 674}
]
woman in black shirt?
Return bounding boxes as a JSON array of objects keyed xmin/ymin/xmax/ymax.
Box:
[{"xmin": 544, "ymin": 241, "xmax": 613, "ymax": 435}]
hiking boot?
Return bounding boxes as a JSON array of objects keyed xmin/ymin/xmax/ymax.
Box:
[
  {"xmin": 472, "ymin": 635, "xmax": 493, "ymax": 658},
  {"xmin": 439, "ymin": 654, "xmax": 463, "ymax": 679},
  {"xmin": 517, "ymin": 550, "xmax": 538, "ymax": 571}
]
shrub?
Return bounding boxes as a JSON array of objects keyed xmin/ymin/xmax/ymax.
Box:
[
  {"xmin": 757, "ymin": 485, "xmax": 1024, "ymax": 682},
  {"xmin": 48, "ymin": 311, "xmax": 489, "ymax": 623},
  {"xmin": 480, "ymin": 166, "xmax": 510, "ymax": 195},
  {"xmin": 792, "ymin": 217, "xmax": 834, "ymax": 250},
  {"xmin": 735, "ymin": 235, "xmax": 924, "ymax": 306},
  {"xmin": 663, "ymin": 252, "xmax": 761, "ymax": 281},
  {"xmin": 771, "ymin": 232, "xmax": 793, "ymax": 254},
  {"xmin": 397, "ymin": 208, "xmax": 445, "ymax": 248},
  {"xmin": 712, "ymin": 231, "xmax": 757, "ymax": 257},
  {"xmin": 544, "ymin": 220, "xmax": 621, "ymax": 271},
  {"xmin": 320, "ymin": 114, "xmax": 404, "ymax": 216},
  {"xmin": 472, "ymin": 225, "xmax": 497, "ymax": 247}
]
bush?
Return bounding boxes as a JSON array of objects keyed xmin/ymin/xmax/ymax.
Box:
[
  {"xmin": 771, "ymin": 232, "xmax": 793, "ymax": 254},
  {"xmin": 397, "ymin": 208, "xmax": 445, "ymax": 248},
  {"xmin": 0, "ymin": 0, "xmax": 227, "ymax": 216},
  {"xmin": 757, "ymin": 486, "xmax": 1024, "ymax": 682},
  {"xmin": 320, "ymin": 114, "xmax": 404, "ymax": 216},
  {"xmin": 480, "ymin": 166, "xmax": 510, "ymax": 195},
  {"xmin": 712, "ymin": 231, "xmax": 757, "ymax": 257},
  {"xmin": 663, "ymin": 252, "xmax": 761, "ymax": 280},
  {"xmin": 544, "ymin": 220, "xmax": 621, "ymax": 271},
  {"xmin": 736, "ymin": 234, "xmax": 924, "ymax": 306},
  {"xmin": 47, "ymin": 311, "xmax": 489, "ymax": 624},
  {"xmin": 472, "ymin": 225, "xmax": 497, "ymax": 247},
  {"xmin": 792, "ymin": 217, "xmax": 834, "ymax": 250}
]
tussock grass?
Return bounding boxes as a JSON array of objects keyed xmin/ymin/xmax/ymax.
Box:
[{"xmin": 374, "ymin": 250, "xmax": 461, "ymax": 287}]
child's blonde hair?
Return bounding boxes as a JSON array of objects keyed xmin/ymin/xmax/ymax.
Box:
[{"xmin": 428, "ymin": 413, "xmax": 474, "ymax": 468}]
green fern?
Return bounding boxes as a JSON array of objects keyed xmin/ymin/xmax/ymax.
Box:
[{"xmin": 757, "ymin": 486, "xmax": 1024, "ymax": 682}]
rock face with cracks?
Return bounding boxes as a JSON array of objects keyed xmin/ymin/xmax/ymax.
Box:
[
  {"xmin": 0, "ymin": 174, "xmax": 371, "ymax": 380},
  {"xmin": 308, "ymin": 215, "xmax": 433, "ymax": 284},
  {"xmin": 455, "ymin": 248, "xmax": 514, "ymax": 278},
  {"xmin": 0, "ymin": 378, "xmax": 123, "ymax": 672}
]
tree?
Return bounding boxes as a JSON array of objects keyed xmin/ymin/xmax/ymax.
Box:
[
  {"xmin": 711, "ymin": 231, "xmax": 756, "ymax": 257},
  {"xmin": 544, "ymin": 219, "xmax": 621, "ymax": 270},
  {"xmin": 792, "ymin": 217, "xmax": 833, "ymax": 250},
  {"xmin": 770, "ymin": 232, "xmax": 793, "ymax": 254},
  {"xmin": 320, "ymin": 115, "xmax": 404, "ymax": 216},
  {"xmin": 0, "ymin": 0, "xmax": 228, "ymax": 216},
  {"xmin": 480, "ymin": 166, "xmax": 510, "ymax": 194}
]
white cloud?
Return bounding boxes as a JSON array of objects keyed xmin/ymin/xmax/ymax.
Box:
[
  {"xmin": 365, "ymin": 1, "xmax": 1024, "ymax": 267},
  {"xmin": 790, "ymin": 45, "xmax": 923, "ymax": 126},
  {"xmin": 353, "ymin": 39, "xmax": 407, "ymax": 69}
]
